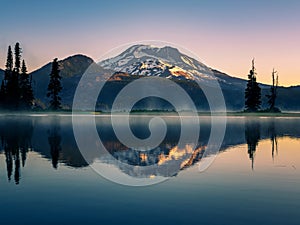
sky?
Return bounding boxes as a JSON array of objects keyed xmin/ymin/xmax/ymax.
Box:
[{"xmin": 0, "ymin": 0, "xmax": 299, "ymax": 86}]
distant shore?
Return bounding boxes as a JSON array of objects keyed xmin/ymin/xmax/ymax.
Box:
[{"xmin": 0, "ymin": 110, "xmax": 300, "ymax": 117}]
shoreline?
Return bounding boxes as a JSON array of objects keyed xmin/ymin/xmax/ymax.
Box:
[{"xmin": 0, "ymin": 111, "xmax": 300, "ymax": 117}]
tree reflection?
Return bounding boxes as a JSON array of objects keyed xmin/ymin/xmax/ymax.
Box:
[
  {"xmin": 48, "ymin": 117, "xmax": 62, "ymax": 169},
  {"xmin": 0, "ymin": 116, "xmax": 297, "ymax": 183},
  {"xmin": 48, "ymin": 117, "xmax": 61, "ymax": 169},
  {"xmin": 245, "ymin": 120, "xmax": 261, "ymax": 170},
  {"xmin": 268, "ymin": 119, "xmax": 278, "ymax": 160},
  {"xmin": 0, "ymin": 118, "xmax": 33, "ymax": 184},
  {"xmin": 4, "ymin": 150, "xmax": 12, "ymax": 181}
]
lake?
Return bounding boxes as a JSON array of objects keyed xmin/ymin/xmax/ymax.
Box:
[{"xmin": 0, "ymin": 115, "xmax": 299, "ymax": 225}]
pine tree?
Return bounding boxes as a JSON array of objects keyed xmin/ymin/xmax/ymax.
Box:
[
  {"xmin": 4, "ymin": 45, "xmax": 13, "ymax": 88},
  {"xmin": 1, "ymin": 46, "xmax": 14, "ymax": 108},
  {"xmin": 6, "ymin": 43, "xmax": 22, "ymax": 109},
  {"xmin": 245, "ymin": 59, "xmax": 261, "ymax": 112},
  {"xmin": 47, "ymin": 58, "xmax": 62, "ymax": 110},
  {"xmin": 5, "ymin": 45, "xmax": 19, "ymax": 109},
  {"xmin": 20, "ymin": 60, "xmax": 34, "ymax": 109},
  {"xmin": 5, "ymin": 46, "xmax": 13, "ymax": 74},
  {"xmin": 266, "ymin": 69, "xmax": 279, "ymax": 112},
  {"xmin": 2, "ymin": 43, "xmax": 35, "ymax": 110},
  {"xmin": 14, "ymin": 42, "xmax": 22, "ymax": 74}
]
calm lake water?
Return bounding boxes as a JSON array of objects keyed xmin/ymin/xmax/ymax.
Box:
[{"xmin": 0, "ymin": 115, "xmax": 299, "ymax": 225}]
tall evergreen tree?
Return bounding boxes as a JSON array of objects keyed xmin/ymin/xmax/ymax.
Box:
[
  {"xmin": 5, "ymin": 46, "xmax": 13, "ymax": 73},
  {"xmin": 5, "ymin": 43, "xmax": 22, "ymax": 109},
  {"xmin": 4, "ymin": 45, "xmax": 13, "ymax": 88},
  {"xmin": 20, "ymin": 60, "xmax": 34, "ymax": 109},
  {"xmin": 0, "ymin": 46, "xmax": 13, "ymax": 108},
  {"xmin": 5, "ymin": 45, "xmax": 19, "ymax": 109},
  {"xmin": 2, "ymin": 43, "xmax": 34, "ymax": 110},
  {"xmin": 47, "ymin": 58, "xmax": 62, "ymax": 110},
  {"xmin": 245, "ymin": 59, "xmax": 261, "ymax": 112},
  {"xmin": 266, "ymin": 69, "xmax": 279, "ymax": 112},
  {"xmin": 14, "ymin": 42, "xmax": 22, "ymax": 73}
]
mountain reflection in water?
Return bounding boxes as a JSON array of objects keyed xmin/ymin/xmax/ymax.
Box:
[{"xmin": 0, "ymin": 115, "xmax": 299, "ymax": 184}]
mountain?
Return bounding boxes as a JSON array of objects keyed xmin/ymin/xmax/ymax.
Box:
[
  {"xmin": 1, "ymin": 45, "xmax": 298, "ymax": 111},
  {"xmin": 99, "ymin": 45, "xmax": 263, "ymax": 89},
  {"xmin": 99, "ymin": 45, "xmax": 300, "ymax": 111},
  {"xmin": 275, "ymin": 85, "xmax": 300, "ymax": 111},
  {"xmin": 100, "ymin": 45, "xmax": 219, "ymax": 84},
  {"xmin": 98, "ymin": 45, "xmax": 247, "ymax": 110},
  {"xmin": 30, "ymin": 54, "xmax": 96, "ymax": 108}
]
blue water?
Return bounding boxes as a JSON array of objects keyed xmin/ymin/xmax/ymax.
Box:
[{"xmin": 0, "ymin": 115, "xmax": 299, "ymax": 225}]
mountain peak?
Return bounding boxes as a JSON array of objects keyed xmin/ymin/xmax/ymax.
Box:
[
  {"xmin": 99, "ymin": 44, "xmax": 212, "ymax": 81},
  {"xmin": 58, "ymin": 54, "xmax": 94, "ymax": 78},
  {"xmin": 159, "ymin": 45, "xmax": 180, "ymax": 55},
  {"xmin": 59, "ymin": 54, "xmax": 93, "ymax": 65}
]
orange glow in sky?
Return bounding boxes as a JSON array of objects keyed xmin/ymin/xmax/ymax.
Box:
[{"xmin": 0, "ymin": 1, "xmax": 299, "ymax": 87}]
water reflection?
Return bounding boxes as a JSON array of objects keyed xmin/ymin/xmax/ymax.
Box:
[
  {"xmin": 245, "ymin": 119, "xmax": 260, "ymax": 169},
  {"xmin": 268, "ymin": 119, "xmax": 278, "ymax": 160},
  {"xmin": 0, "ymin": 118, "xmax": 33, "ymax": 184},
  {"xmin": 47, "ymin": 117, "xmax": 62, "ymax": 169},
  {"xmin": 0, "ymin": 116, "xmax": 299, "ymax": 184}
]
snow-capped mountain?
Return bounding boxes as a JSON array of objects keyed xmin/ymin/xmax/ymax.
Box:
[
  {"xmin": 23, "ymin": 50, "xmax": 300, "ymax": 111},
  {"xmin": 99, "ymin": 45, "xmax": 219, "ymax": 83}
]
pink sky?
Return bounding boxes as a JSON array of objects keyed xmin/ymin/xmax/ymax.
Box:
[{"xmin": 0, "ymin": 0, "xmax": 299, "ymax": 87}]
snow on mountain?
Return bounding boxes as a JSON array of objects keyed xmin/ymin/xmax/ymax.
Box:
[
  {"xmin": 14, "ymin": 51, "xmax": 299, "ymax": 111},
  {"xmin": 99, "ymin": 44, "xmax": 219, "ymax": 83}
]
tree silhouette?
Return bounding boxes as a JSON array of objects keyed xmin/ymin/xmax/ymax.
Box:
[
  {"xmin": 20, "ymin": 60, "xmax": 34, "ymax": 109},
  {"xmin": 5, "ymin": 43, "xmax": 21, "ymax": 109},
  {"xmin": 245, "ymin": 120, "xmax": 261, "ymax": 169},
  {"xmin": 3, "ymin": 45, "xmax": 14, "ymax": 109},
  {"xmin": 245, "ymin": 59, "xmax": 261, "ymax": 112},
  {"xmin": 1, "ymin": 43, "xmax": 35, "ymax": 110},
  {"xmin": 266, "ymin": 69, "xmax": 280, "ymax": 112},
  {"xmin": 9, "ymin": 43, "xmax": 22, "ymax": 109},
  {"xmin": 14, "ymin": 42, "xmax": 22, "ymax": 73},
  {"xmin": 0, "ymin": 118, "xmax": 34, "ymax": 184},
  {"xmin": 5, "ymin": 45, "xmax": 13, "ymax": 75},
  {"xmin": 14, "ymin": 151, "xmax": 21, "ymax": 185},
  {"xmin": 5, "ymin": 149, "xmax": 13, "ymax": 181},
  {"xmin": 48, "ymin": 118, "xmax": 62, "ymax": 169},
  {"xmin": 47, "ymin": 58, "xmax": 62, "ymax": 110},
  {"xmin": 267, "ymin": 119, "xmax": 278, "ymax": 160}
]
